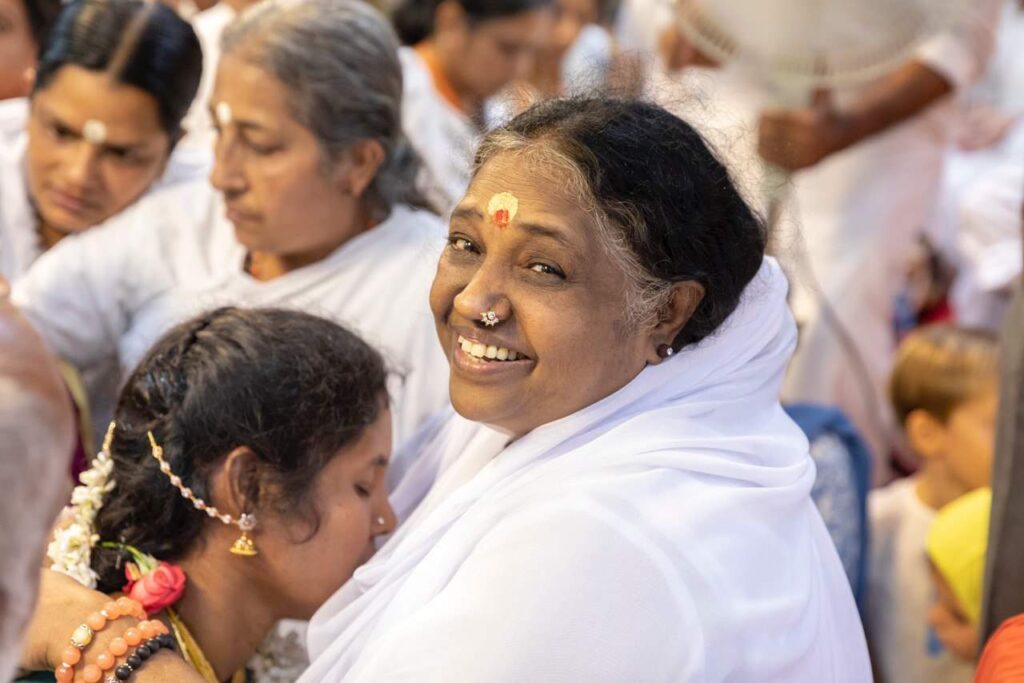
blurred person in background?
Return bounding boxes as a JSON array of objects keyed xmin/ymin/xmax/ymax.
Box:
[
  {"xmin": 0, "ymin": 0, "xmax": 60, "ymax": 103},
  {"xmin": 0, "ymin": 0, "xmax": 204, "ymax": 282},
  {"xmin": 391, "ymin": 0, "xmax": 555, "ymax": 211}
]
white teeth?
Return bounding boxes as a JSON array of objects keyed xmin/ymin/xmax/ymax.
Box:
[{"xmin": 457, "ymin": 335, "xmax": 524, "ymax": 362}]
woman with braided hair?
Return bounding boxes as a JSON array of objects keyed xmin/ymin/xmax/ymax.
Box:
[{"xmin": 19, "ymin": 307, "xmax": 396, "ymax": 682}]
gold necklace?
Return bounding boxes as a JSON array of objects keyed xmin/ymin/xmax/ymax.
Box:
[{"xmin": 165, "ymin": 608, "xmax": 246, "ymax": 683}]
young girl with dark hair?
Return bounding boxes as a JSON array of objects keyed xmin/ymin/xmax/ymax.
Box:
[
  {"xmin": 21, "ymin": 307, "xmax": 395, "ymax": 682},
  {"xmin": 0, "ymin": 0, "xmax": 204, "ymax": 281}
]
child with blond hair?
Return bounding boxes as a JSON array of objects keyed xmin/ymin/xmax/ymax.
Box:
[{"xmin": 867, "ymin": 324, "xmax": 999, "ymax": 683}]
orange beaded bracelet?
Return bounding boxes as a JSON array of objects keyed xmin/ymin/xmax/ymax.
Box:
[
  {"xmin": 82, "ymin": 620, "xmax": 171, "ymax": 683},
  {"xmin": 55, "ymin": 597, "xmax": 147, "ymax": 683}
]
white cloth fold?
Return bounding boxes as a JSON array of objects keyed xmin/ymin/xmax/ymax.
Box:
[{"xmin": 303, "ymin": 258, "xmax": 870, "ymax": 682}]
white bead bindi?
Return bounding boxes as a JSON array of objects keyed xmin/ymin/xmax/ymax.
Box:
[
  {"xmin": 82, "ymin": 119, "xmax": 107, "ymax": 145},
  {"xmin": 215, "ymin": 101, "xmax": 233, "ymax": 126}
]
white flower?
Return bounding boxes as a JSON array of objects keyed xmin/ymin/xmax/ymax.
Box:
[{"xmin": 46, "ymin": 440, "xmax": 117, "ymax": 589}]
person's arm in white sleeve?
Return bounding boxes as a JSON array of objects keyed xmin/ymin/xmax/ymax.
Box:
[
  {"xmin": 758, "ymin": 0, "xmax": 1005, "ymax": 172},
  {"xmin": 11, "ymin": 212, "xmax": 145, "ymax": 372}
]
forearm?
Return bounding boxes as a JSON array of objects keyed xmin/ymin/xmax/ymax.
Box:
[
  {"xmin": 840, "ymin": 60, "xmax": 954, "ymax": 149},
  {"xmin": 22, "ymin": 571, "xmax": 202, "ymax": 682}
]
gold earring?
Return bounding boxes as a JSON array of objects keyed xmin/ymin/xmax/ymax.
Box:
[
  {"xmin": 230, "ymin": 513, "xmax": 258, "ymax": 557},
  {"xmin": 147, "ymin": 430, "xmax": 260, "ymax": 558}
]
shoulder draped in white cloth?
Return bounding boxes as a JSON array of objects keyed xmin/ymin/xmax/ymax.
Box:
[{"xmin": 302, "ymin": 258, "xmax": 871, "ymax": 682}]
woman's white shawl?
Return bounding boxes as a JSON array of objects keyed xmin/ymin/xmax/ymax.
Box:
[{"xmin": 302, "ymin": 259, "xmax": 870, "ymax": 682}]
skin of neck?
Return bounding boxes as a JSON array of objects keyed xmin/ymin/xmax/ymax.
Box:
[
  {"xmin": 37, "ymin": 221, "xmax": 66, "ymax": 251},
  {"xmin": 247, "ymin": 198, "xmax": 376, "ymax": 282},
  {"xmin": 914, "ymin": 459, "xmax": 971, "ymax": 511},
  {"xmin": 174, "ymin": 547, "xmax": 279, "ymax": 681}
]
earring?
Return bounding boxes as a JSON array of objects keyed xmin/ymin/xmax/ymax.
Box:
[
  {"xmin": 657, "ymin": 344, "xmax": 675, "ymax": 359},
  {"xmin": 147, "ymin": 429, "xmax": 260, "ymax": 557},
  {"xmin": 230, "ymin": 513, "xmax": 258, "ymax": 557}
]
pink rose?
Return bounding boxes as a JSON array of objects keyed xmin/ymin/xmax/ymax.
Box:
[{"xmin": 125, "ymin": 562, "xmax": 186, "ymax": 613}]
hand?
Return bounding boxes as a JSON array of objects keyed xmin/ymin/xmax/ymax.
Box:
[
  {"xmin": 927, "ymin": 601, "xmax": 980, "ymax": 663},
  {"xmin": 956, "ymin": 105, "xmax": 1018, "ymax": 151},
  {"xmin": 758, "ymin": 90, "xmax": 857, "ymax": 171},
  {"xmin": 20, "ymin": 570, "xmax": 109, "ymax": 672},
  {"xmin": 657, "ymin": 24, "xmax": 718, "ymax": 72}
]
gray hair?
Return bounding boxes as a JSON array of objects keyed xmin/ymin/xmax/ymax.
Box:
[{"xmin": 221, "ymin": 0, "xmax": 429, "ymax": 217}]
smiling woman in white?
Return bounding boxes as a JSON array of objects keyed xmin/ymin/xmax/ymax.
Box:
[
  {"xmin": 300, "ymin": 98, "xmax": 869, "ymax": 682},
  {"xmin": 16, "ymin": 97, "xmax": 868, "ymax": 683},
  {"xmin": 13, "ymin": 0, "xmax": 450, "ymax": 448}
]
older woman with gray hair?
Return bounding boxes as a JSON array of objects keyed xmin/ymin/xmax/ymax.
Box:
[{"xmin": 13, "ymin": 0, "xmax": 450, "ymax": 449}]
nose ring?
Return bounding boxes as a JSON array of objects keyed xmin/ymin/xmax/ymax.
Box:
[{"xmin": 481, "ymin": 311, "xmax": 500, "ymax": 327}]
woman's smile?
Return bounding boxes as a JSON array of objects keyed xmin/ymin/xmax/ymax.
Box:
[{"xmin": 451, "ymin": 329, "xmax": 535, "ymax": 380}]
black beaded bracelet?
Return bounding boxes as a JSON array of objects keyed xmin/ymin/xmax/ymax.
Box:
[{"xmin": 110, "ymin": 633, "xmax": 176, "ymax": 681}]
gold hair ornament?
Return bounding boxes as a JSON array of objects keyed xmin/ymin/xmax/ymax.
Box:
[{"xmin": 147, "ymin": 431, "xmax": 258, "ymax": 556}]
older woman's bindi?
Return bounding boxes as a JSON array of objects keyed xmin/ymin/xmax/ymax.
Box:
[{"xmin": 487, "ymin": 191, "xmax": 519, "ymax": 229}]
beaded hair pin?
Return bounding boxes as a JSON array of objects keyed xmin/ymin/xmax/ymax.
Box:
[{"xmin": 147, "ymin": 431, "xmax": 258, "ymax": 556}]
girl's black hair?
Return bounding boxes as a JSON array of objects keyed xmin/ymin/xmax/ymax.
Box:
[
  {"xmin": 91, "ymin": 307, "xmax": 388, "ymax": 592},
  {"xmin": 34, "ymin": 0, "xmax": 202, "ymax": 137}
]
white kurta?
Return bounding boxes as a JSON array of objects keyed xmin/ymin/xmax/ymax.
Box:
[
  {"xmin": 0, "ymin": 98, "xmax": 211, "ymax": 282},
  {"xmin": 399, "ymin": 47, "xmax": 480, "ymax": 214},
  {"xmin": 12, "ymin": 178, "xmax": 451, "ymax": 449},
  {"xmin": 301, "ymin": 259, "xmax": 870, "ymax": 682}
]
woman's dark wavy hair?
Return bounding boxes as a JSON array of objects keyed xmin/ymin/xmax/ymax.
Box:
[
  {"xmin": 33, "ymin": 0, "xmax": 202, "ymax": 137},
  {"xmin": 475, "ymin": 97, "xmax": 766, "ymax": 350},
  {"xmin": 392, "ymin": 0, "xmax": 553, "ymax": 45},
  {"xmin": 90, "ymin": 307, "xmax": 388, "ymax": 593}
]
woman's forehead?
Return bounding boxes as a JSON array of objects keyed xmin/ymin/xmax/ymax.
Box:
[
  {"xmin": 466, "ymin": 153, "xmax": 588, "ymax": 223},
  {"xmin": 34, "ymin": 66, "xmax": 164, "ymax": 141},
  {"xmin": 212, "ymin": 53, "xmax": 292, "ymax": 126}
]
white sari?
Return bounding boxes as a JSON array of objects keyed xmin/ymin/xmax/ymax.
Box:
[{"xmin": 302, "ymin": 258, "xmax": 870, "ymax": 682}]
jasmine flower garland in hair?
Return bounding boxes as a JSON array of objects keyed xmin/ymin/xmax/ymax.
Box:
[{"xmin": 45, "ymin": 423, "xmax": 117, "ymax": 588}]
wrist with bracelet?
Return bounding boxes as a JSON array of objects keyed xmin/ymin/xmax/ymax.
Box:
[{"xmin": 54, "ymin": 596, "xmax": 178, "ymax": 683}]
